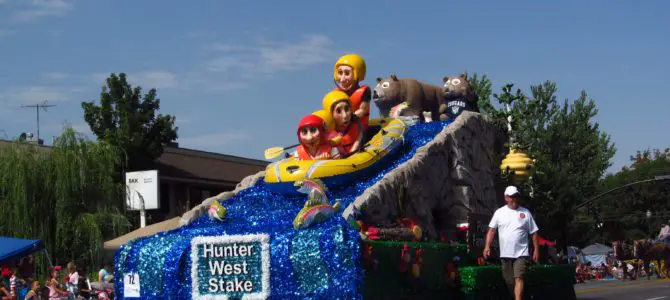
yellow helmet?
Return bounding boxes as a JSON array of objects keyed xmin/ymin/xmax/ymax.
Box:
[
  {"xmin": 312, "ymin": 109, "xmax": 335, "ymax": 132},
  {"xmin": 322, "ymin": 90, "xmax": 351, "ymax": 113},
  {"xmin": 333, "ymin": 54, "xmax": 366, "ymax": 82}
]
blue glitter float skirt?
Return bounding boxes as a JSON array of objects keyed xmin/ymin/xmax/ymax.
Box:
[{"xmin": 114, "ymin": 120, "xmax": 452, "ymax": 299}]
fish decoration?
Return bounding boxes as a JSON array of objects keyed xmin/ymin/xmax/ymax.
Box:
[
  {"xmin": 293, "ymin": 178, "xmax": 341, "ymax": 229},
  {"xmin": 293, "ymin": 201, "xmax": 341, "ymax": 230},
  {"xmin": 294, "ymin": 178, "xmax": 329, "ymax": 207},
  {"xmin": 207, "ymin": 200, "xmax": 227, "ymax": 222}
]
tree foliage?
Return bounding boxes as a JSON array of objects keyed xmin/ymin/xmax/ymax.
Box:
[
  {"xmin": 596, "ymin": 148, "xmax": 670, "ymax": 242},
  {"xmin": 81, "ymin": 73, "xmax": 178, "ymax": 171},
  {"xmin": 0, "ymin": 128, "xmax": 131, "ymax": 274},
  {"xmin": 472, "ymin": 74, "xmax": 616, "ymax": 249}
]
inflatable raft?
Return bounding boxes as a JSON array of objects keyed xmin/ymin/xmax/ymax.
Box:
[{"xmin": 264, "ymin": 118, "xmax": 407, "ymax": 194}]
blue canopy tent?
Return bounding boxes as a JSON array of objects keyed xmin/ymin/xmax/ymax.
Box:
[
  {"xmin": 0, "ymin": 236, "xmax": 45, "ymax": 265},
  {"xmin": 581, "ymin": 243, "xmax": 614, "ymax": 267}
]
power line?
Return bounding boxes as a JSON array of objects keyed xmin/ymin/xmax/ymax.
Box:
[
  {"xmin": 20, "ymin": 101, "xmax": 56, "ymax": 142},
  {"xmin": 574, "ymin": 176, "xmax": 670, "ymax": 210},
  {"xmin": 573, "ymin": 210, "xmax": 670, "ymax": 223}
]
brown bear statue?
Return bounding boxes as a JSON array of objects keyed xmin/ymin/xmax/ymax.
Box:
[
  {"xmin": 440, "ymin": 72, "xmax": 479, "ymax": 121},
  {"xmin": 372, "ymin": 74, "xmax": 442, "ymax": 123}
]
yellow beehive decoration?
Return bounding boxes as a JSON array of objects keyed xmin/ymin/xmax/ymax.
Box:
[{"xmin": 500, "ymin": 149, "xmax": 536, "ymax": 184}]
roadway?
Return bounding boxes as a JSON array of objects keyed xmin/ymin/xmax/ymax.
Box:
[{"xmin": 576, "ymin": 278, "xmax": 670, "ymax": 300}]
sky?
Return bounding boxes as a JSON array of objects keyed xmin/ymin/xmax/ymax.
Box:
[{"xmin": 0, "ymin": 0, "xmax": 668, "ymax": 174}]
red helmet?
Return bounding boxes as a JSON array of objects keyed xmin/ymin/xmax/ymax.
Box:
[{"xmin": 297, "ymin": 114, "xmax": 326, "ymax": 141}]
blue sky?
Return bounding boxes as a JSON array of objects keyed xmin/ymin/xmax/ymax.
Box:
[{"xmin": 0, "ymin": 0, "xmax": 668, "ymax": 174}]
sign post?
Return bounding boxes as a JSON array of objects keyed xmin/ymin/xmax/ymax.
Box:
[{"xmin": 125, "ymin": 170, "xmax": 160, "ymax": 228}]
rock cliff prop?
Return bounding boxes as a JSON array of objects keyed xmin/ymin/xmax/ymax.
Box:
[{"xmin": 343, "ymin": 111, "xmax": 505, "ymax": 241}]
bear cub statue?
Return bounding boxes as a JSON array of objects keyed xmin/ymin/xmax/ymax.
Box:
[
  {"xmin": 440, "ymin": 72, "xmax": 479, "ymax": 121},
  {"xmin": 372, "ymin": 74, "xmax": 442, "ymax": 123}
]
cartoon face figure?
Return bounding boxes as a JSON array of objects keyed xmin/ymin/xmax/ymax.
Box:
[
  {"xmin": 336, "ymin": 65, "xmax": 355, "ymax": 91},
  {"xmin": 373, "ymin": 74, "xmax": 403, "ymax": 117},
  {"xmin": 442, "ymin": 73, "xmax": 473, "ymax": 99},
  {"xmin": 443, "ymin": 77, "xmax": 462, "ymax": 92},
  {"xmin": 299, "ymin": 125, "xmax": 322, "ymax": 146},
  {"xmin": 332, "ymin": 101, "xmax": 352, "ymax": 128}
]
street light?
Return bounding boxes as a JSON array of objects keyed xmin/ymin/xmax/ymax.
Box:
[{"xmin": 646, "ymin": 210, "xmax": 652, "ymax": 238}]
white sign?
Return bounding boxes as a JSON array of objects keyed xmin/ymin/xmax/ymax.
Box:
[
  {"xmin": 125, "ymin": 170, "xmax": 160, "ymax": 210},
  {"xmin": 123, "ymin": 272, "xmax": 141, "ymax": 298},
  {"xmin": 191, "ymin": 234, "xmax": 271, "ymax": 300}
]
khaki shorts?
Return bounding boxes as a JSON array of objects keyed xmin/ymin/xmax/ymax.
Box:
[{"xmin": 501, "ymin": 256, "xmax": 529, "ymax": 283}]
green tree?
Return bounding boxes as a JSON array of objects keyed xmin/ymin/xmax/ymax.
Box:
[
  {"xmin": 597, "ymin": 148, "xmax": 670, "ymax": 242},
  {"xmin": 81, "ymin": 73, "xmax": 178, "ymax": 171},
  {"xmin": 472, "ymin": 74, "xmax": 616, "ymax": 249},
  {"xmin": 0, "ymin": 128, "xmax": 131, "ymax": 275}
]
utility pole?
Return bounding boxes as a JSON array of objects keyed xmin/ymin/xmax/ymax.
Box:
[{"xmin": 20, "ymin": 101, "xmax": 56, "ymax": 141}]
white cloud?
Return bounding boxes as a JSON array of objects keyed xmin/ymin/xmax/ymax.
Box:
[
  {"xmin": 0, "ymin": 86, "xmax": 70, "ymax": 103},
  {"xmin": 178, "ymin": 132, "xmax": 249, "ymax": 148},
  {"xmin": 206, "ymin": 56, "xmax": 256, "ymax": 72},
  {"xmin": 87, "ymin": 35, "xmax": 336, "ymax": 96},
  {"xmin": 205, "ymin": 34, "xmax": 336, "ymax": 76},
  {"xmin": 135, "ymin": 70, "xmax": 178, "ymax": 89},
  {"xmin": 90, "ymin": 72, "xmax": 109, "ymax": 84},
  {"xmin": 43, "ymin": 72, "xmax": 68, "ymax": 80},
  {"xmin": 41, "ymin": 121, "xmax": 92, "ymax": 137},
  {"xmin": 0, "ymin": 29, "xmax": 15, "ymax": 37},
  {"xmin": 67, "ymin": 122, "xmax": 92, "ymax": 135},
  {"xmin": 90, "ymin": 70, "xmax": 179, "ymax": 89},
  {"xmin": 11, "ymin": 0, "xmax": 74, "ymax": 22},
  {"xmin": 209, "ymin": 44, "xmax": 253, "ymax": 52},
  {"xmin": 182, "ymin": 74, "xmax": 248, "ymax": 93}
]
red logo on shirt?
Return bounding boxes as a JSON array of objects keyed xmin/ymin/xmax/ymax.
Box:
[{"xmin": 519, "ymin": 213, "xmax": 526, "ymax": 219}]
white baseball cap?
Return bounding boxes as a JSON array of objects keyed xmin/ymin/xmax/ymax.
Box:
[{"xmin": 504, "ymin": 186, "xmax": 521, "ymax": 197}]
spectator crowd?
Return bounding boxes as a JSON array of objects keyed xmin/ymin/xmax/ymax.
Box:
[{"xmin": 0, "ymin": 255, "xmax": 115, "ymax": 300}]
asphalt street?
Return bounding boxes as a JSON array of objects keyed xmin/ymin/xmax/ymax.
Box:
[{"xmin": 576, "ymin": 278, "xmax": 670, "ymax": 300}]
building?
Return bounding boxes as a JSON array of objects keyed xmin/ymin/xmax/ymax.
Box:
[
  {"xmin": 154, "ymin": 145, "xmax": 268, "ymax": 222},
  {"xmin": 0, "ymin": 140, "xmax": 268, "ymax": 224}
]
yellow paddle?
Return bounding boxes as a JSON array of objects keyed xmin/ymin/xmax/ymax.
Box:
[{"xmin": 264, "ymin": 143, "xmax": 300, "ymax": 160}]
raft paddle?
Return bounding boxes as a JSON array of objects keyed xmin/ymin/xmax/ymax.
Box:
[{"xmin": 264, "ymin": 143, "xmax": 300, "ymax": 159}]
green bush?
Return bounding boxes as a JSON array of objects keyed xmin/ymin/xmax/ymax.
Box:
[
  {"xmin": 458, "ymin": 264, "xmax": 576, "ymax": 300},
  {"xmin": 362, "ymin": 240, "xmax": 467, "ymax": 299},
  {"xmin": 361, "ymin": 240, "xmax": 576, "ymax": 299}
]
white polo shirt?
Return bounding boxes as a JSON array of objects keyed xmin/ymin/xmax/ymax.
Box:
[{"xmin": 488, "ymin": 205, "xmax": 539, "ymax": 258}]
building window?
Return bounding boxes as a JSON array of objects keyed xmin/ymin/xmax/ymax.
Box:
[{"xmin": 160, "ymin": 183, "xmax": 170, "ymax": 214}]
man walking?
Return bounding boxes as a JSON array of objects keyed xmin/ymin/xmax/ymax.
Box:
[{"xmin": 483, "ymin": 186, "xmax": 540, "ymax": 300}]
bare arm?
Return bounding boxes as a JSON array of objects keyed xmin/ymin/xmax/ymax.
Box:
[
  {"xmin": 349, "ymin": 136, "xmax": 363, "ymax": 153},
  {"xmin": 485, "ymin": 228, "xmax": 496, "ymax": 250},
  {"xmin": 531, "ymin": 232, "xmax": 540, "ymax": 262},
  {"xmin": 354, "ymin": 87, "xmax": 372, "ymax": 119},
  {"xmin": 348, "ymin": 118, "xmax": 366, "ymax": 153},
  {"xmin": 355, "ymin": 101, "xmax": 370, "ymax": 119}
]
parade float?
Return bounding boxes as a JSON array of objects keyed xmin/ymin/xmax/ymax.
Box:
[{"xmin": 113, "ymin": 54, "xmax": 576, "ymax": 299}]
